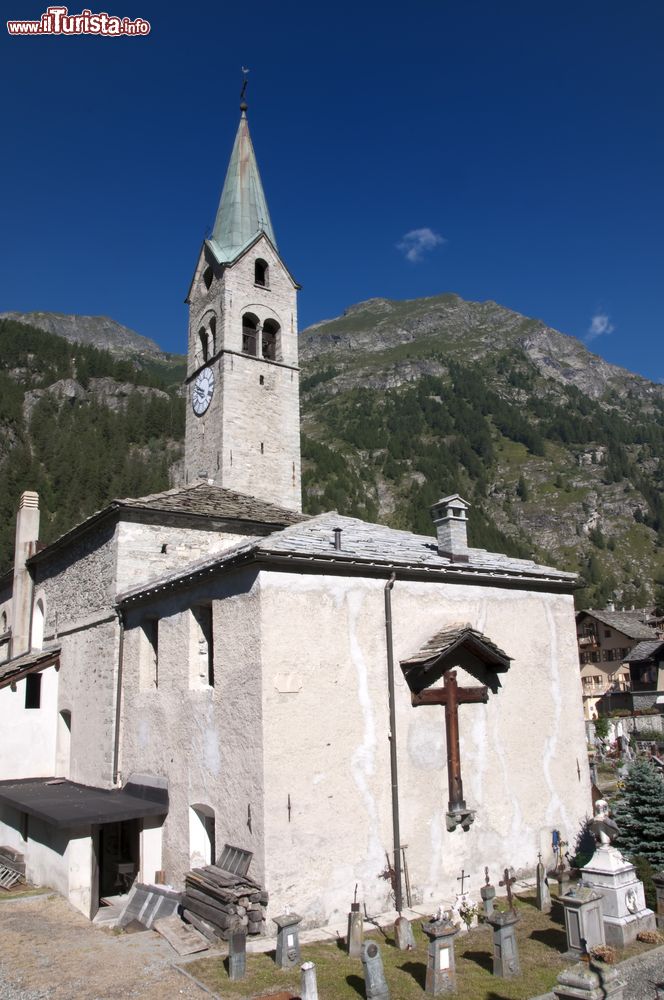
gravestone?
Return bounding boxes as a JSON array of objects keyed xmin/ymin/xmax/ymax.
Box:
[
  {"xmin": 652, "ymin": 871, "xmax": 664, "ymax": 930},
  {"xmin": 361, "ymin": 940, "xmax": 390, "ymax": 1000},
  {"xmin": 228, "ymin": 923, "xmax": 247, "ymax": 980},
  {"xmin": 536, "ymin": 853, "xmax": 552, "ymax": 913},
  {"xmin": 394, "ymin": 915, "xmax": 416, "ymax": 950},
  {"xmin": 487, "ymin": 910, "xmax": 521, "ymax": 977},
  {"xmin": 554, "ymin": 961, "xmax": 625, "ymax": 1000},
  {"xmin": 481, "ymin": 867, "xmax": 496, "ymax": 917},
  {"xmin": 300, "ymin": 960, "xmax": 319, "ymax": 1000},
  {"xmin": 487, "ymin": 868, "xmax": 520, "ymax": 978},
  {"xmin": 559, "ymin": 886, "xmax": 605, "ymax": 959},
  {"xmin": 581, "ymin": 799, "xmax": 656, "ymax": 946},
  {"xmin": 347, "ymin": 901, "xmax": 364, "ymax": 957},
  {"xmin": 422, "ymin": 918, "xmax": 459, "ymax": 995},
  {"xmin": 273, "ymin": 912, "xmax": 303, "ymax": 969}
]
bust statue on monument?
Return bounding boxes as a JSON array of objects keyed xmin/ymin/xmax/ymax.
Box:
[{"xmin": 591, "ymin": 798, "xmax": 621, "ymax": 848}]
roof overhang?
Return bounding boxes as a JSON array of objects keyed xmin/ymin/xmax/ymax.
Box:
[
  {"xmin": 401, "ymin": 625, "xmax": 512, "ymax": 693},
  {"xmin": 0, "ymin": 777, "xmax": 168, "ymax": 829},
  {"xmin": 0, "ymin": 646, "xmax": 61, "ymax": 690}
]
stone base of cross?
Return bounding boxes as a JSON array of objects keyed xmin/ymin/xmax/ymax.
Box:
[{"xmin": 446, "ymin": 805, "xmax": 476, "ymax": 832}]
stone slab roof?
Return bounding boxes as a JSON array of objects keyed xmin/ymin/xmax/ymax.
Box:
[
  {"xmin": 29, "ymin": 483, "xmax": 306, "ymax": 565},
  {"xmin": 577, "ymin": 609, "xmax": 658, "ymax": 640},
  {"xmin": 624, "ymin": 640, "xmax": 664, "ymax": 663},
  {"xmin": 118, "ymin": 484, "xmax": 306, "ymax": 526},
  {"xmin": 401, "ymin": 624, "xmax": 512, "ymax": 671},
  {"xmin": 118, "ymin": 511, "xmax": 577, "ymax": 605},
  {"xmin": 0, "ymin": 645, "xmax": 61, "ymax": 688}
]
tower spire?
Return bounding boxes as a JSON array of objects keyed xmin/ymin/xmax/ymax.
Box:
[{"xmin": 207, "ymin": 85, "xmax": 276, "ymax": 264}]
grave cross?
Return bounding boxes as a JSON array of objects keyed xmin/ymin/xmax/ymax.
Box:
[
  {"xmin": 412, "ymin": 670, "xmax": 488, "ymax": 817},
  {"xmin": 499, "ymin": 868, "xmax": 517, "ymax": 913},
  {"xmin": 457, "ymin": 869, "xmax": 468, "ymax": 895}
]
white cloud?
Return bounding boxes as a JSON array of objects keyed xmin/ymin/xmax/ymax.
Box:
[
  {"xmin": 586, "ymin": 312, "xmax": 614, "ymax": 342},
  {"xmin": 396, "ymin": 227, "xmax": 445, "ymax": 263}
]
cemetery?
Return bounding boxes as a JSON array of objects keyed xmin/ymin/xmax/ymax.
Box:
[{"xmin": 151, "ymin": 738, "xmax": 664, "ymax": 997}]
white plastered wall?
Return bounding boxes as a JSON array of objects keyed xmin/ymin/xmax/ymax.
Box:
[
  {"xmin": 0, "ymin": 805, "xmax": 93, "ymax": 917},
  {"xmin": 258, "ymin": 570, "xmax": 592, "ymax": 928},
  {"xmin": 0, "ymin": 666, "xmax": 58, "ymax": 779}
]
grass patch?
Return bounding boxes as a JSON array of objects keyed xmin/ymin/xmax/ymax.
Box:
[
  {"xmin": 187, "ymin": 893, "xmax": 658, "ymax": 1000},
  {"xmin": 0, "ymin": 884, "xmax": 52, "ymax": 900}
]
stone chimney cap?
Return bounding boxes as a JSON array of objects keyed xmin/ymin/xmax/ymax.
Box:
[
  {"xmin": 435, "ymin": 493, "xmax": 470, "ymax": 509},
  {"xmin": 19, "ymin": 491, "xmax": 39, "ymax": 510},
  {"xmin": 430, "ymin": 491, "xmax": 470, "ymax": 562}
]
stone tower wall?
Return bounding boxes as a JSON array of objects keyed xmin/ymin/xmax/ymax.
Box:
[{"xmin": 184, "ymin": 235, "xmax": 301, "ymax": 510}]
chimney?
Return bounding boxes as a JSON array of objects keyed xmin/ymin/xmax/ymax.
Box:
[
  {"xmin": 431, "ymin": 494, "xmax": 470, "ymax": 562},
  {"xmin": 605, "ymin": 601, "xmax": 615, "ymax": 613},
  {"xmin": 11, "ymin": 491, "xmax": 40, "ymax": 658}
]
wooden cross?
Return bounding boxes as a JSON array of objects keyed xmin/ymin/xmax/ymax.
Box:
[
  {"xmin": 457, "ymin": 869, "xmax": 468, "ymax": 894},
  {"xmin": 537, "ymin": 851, "xmax": 542, "ymax": 865},
  {"xmin": 411, "ymin": 670, "xmax": 488, "ymax": 816},
  {"xmin": 499, "ymin": 868, "xmax": 517, "ymax": 912}
]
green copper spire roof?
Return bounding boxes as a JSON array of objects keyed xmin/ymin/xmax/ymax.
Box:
[{"xmin": 208, "ymin": 107, "xmax": 276, "ymax": 264}]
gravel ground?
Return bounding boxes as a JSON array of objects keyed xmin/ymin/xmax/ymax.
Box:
[
  {"xmin": 0, "ymin": 894, "xmax": 211, "ymax": 1000},
  {"xmin": 622, "ymin": 946, "xmax": 664, "ymax": 998}
]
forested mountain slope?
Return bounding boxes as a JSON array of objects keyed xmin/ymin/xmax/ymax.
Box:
[{"xmin": 1, "ymin": 296, "xmax": 663, "ymax": 611}]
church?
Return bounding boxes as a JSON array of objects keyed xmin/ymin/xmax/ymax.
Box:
[{"xmin": 0, "ymin": 99, "xmax": 591, "ymax": 926}]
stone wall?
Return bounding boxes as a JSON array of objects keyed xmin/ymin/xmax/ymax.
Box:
[
  {"xmin": 119, "ymin": 565, "xmax": 265, "ymax": 890},
  {"xmin": 184, "ymin": 235, "xmax": 301, "ymax": 510},
  {"xmin": 115, "ymin": 520, "xmax": 248, "ymax": 596}
]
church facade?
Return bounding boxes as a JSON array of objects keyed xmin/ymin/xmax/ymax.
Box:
[{"xmin": 0, "ymin": 103, "xmax": 591, "ymax": 926}]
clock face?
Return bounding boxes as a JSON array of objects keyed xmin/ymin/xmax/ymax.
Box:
[{"xmin": 192, "ymin": 366, "xmax": 215, "ymax": 415}]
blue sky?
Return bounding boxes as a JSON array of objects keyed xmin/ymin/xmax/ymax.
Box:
[{"xmin": 1, "ymin": 1, "xmax": 662, "ymax": 381}]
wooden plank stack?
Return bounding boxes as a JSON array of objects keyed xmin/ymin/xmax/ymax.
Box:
[{"xmin": 182, "ymin": 865, "xmax": 268, "ymax": 942}]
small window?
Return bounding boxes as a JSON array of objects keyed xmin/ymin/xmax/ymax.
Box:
[
  {"xmin": 0, "ymin": 611, "xmax": 7, "ymax": 633},
  {"xmin": 140, "ymin": 619, "xmax": 159, "ymax": 690},
  {"xmin": 202, "ymin": 265, "xmax": 214, "ymax": 291},
  {"xmin": 254, "ymin": 259, "xmax": 269, "ymax": 287},
  {"xmin": 242, "ymin": 313, "xmax": 259, "ymax": 356},
  {"xmin": 191, "ymin": 605, "xmax": 214, "ymax": 688},
  {"xmin": 209, "ymin": 316, "xmax": 217, "ymax": 356},
  {"xmin": 261, "ymin": 319, "xmax": 280, "ymax": 361},
  {"xmin": 190, "ymin": 804, "xmax": 215, "ymax": 868},
  {"xmin": 259, "ymin": 375, "xmax": 264, "ymax": 385},
  {"xmin": 31, "ymin": 597, "xmax": 44, "ymax": 651},
  {"xmin": 25, "ymin": 673, "xmax": 42, "ymax": 709},
  {"xmin": 604, "ymin": 629, "xmax": 612, "ymax": 638},
  {"xmin": 199, "ymin": 327, "xmax": 209, "ymax": 362}
]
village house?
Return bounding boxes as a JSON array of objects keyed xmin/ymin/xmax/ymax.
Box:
[
  {"xmin": 0, "ymin": 102, "xmax": 592, "ymax": 927},
  {"xmin": 576, "ymin": 606, "xmax": 661, "ymax": 720}
]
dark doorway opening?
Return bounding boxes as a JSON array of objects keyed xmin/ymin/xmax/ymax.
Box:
[{"xmin": 97, "ymin": 819, "xmax": 140, "ymax": 902}]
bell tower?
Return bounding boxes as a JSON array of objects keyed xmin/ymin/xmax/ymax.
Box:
[{"xmin": 184, "ymin": 98, "xmax": 302, "ymax": 512}]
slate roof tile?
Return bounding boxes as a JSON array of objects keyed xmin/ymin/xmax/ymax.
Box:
[
  {"xmin": 578, "ymin": 609, "xmax": 658, "ymax": 640},
  {"xmin": 118, "ymin": 510, "xmax": 577, "ymax": 605}
]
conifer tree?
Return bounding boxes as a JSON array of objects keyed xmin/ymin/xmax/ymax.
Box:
[{"xmin": 614, "ymin": 759, "xmax": 664, "ymax": 868}]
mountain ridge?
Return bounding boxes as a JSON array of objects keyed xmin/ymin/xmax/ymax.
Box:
[
  {"xmin": 0, "ymin": 310, "xmax": 169, "ymax": 361},
  {"xmin": 1, "ymin": 295, "xmax": 662, "ymax": 609}
]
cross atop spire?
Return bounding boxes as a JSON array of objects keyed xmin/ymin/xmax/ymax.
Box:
[{"xmin": 207, "ymin": 103, "xmax": 277, "ymax": 265}]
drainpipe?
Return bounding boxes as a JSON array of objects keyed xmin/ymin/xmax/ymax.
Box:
[
  {"xmin": 384, "ymin": 572, "xmax": 403, "ymax": 914},
  {"xmin": 112, "ymin": 608, "xmax": 125, "ymax": 786}
]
